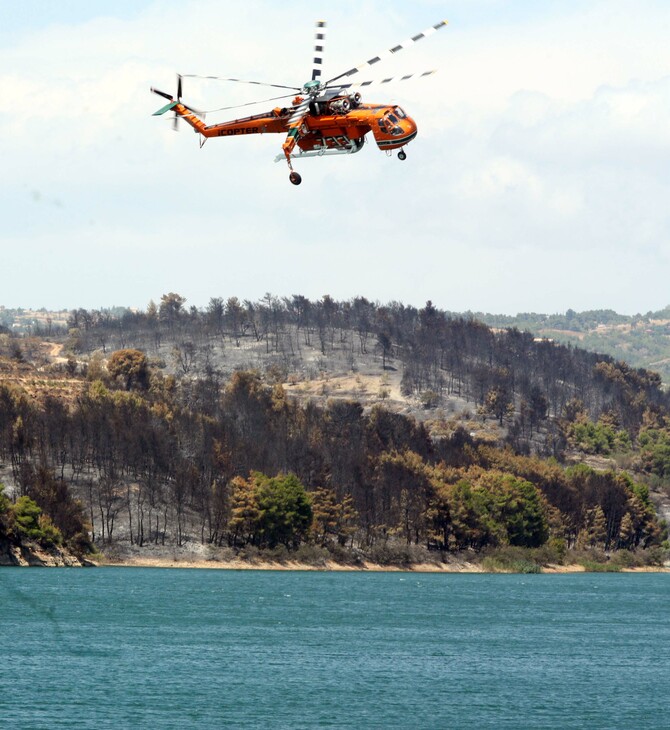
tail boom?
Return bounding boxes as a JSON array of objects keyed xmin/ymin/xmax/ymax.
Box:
[{"xmin": 152, "ymin": 96, "xmax": 289, "ymax": 138}]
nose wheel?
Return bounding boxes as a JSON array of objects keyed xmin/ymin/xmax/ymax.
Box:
[
  {"xmin": 398, "ymin": 149, "xmax": 407, "ymax": 161},
  {"xmin": 289, "ymin": 171, "xmax": 302, "ymax": 185}
]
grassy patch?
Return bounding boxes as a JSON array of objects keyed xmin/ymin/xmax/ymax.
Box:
[
  {"xmin": 578, "ymin": 560, "xmax": 622, "ymax": 573},
  {"xmin": 364, "ymin": 542, "xmax": 441, "ymax": 567},
  {"xmin": 481, "ymin": 555, "xmax": 541, "ymax": 573},
  {"xmin": 481, "ymin": 546, "xmax": 542, "ymax": 573}
]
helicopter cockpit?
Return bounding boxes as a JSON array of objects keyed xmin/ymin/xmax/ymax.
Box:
[{"xmin": 378, "ymin": 107, "xmax": 407, "ymax": 137}]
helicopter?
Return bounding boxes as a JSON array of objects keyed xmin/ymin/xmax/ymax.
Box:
[{"xmin": 150, "ymin": 19, "xmax": 447, "ymax": 185}]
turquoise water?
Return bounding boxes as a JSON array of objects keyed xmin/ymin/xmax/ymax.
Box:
[{"xmin": 1, "ymin": 569, "xmax": 668, "ymax": 729}]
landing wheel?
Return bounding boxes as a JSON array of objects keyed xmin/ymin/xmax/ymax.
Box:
[
  {"xmin": 398, "ymin": 149, "xmax": 407, "ymax": 161},
  {"xmin": 289, "ymin": 171, "xmax": 302, "ymax": 185}
]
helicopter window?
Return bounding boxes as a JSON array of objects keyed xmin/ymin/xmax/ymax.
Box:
[
  {"xmin": 394, "ymin": 107, "xmax": 406, "ymax": 119},
  {"xmin": 388, "ymin": 114, "xmax": 398, "ymax": 124}
]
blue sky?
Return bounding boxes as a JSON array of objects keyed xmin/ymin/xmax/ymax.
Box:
[{"xmin": 1, "ymin": 0, "xmax": 669, "ymax": 314}]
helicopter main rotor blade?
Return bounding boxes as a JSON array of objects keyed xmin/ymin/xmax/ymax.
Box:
[
  {"xmin": 280, "ymin": 97, "xmax": 311, "ymax": 164},
  {"xmin": 325, "ymin": 20, "xmax": 448, "ymax": 86},
  {"xmin": 181, "ymin": 74, "xmax": 300, "ymax": 91},
  {"xmin": 311, "ymin": 20, "xmax": 326, "ymax": 82},
  {"xmin": 201, "ymin": 91, "xmax": 298, "ymax": 114},
  {"xmin": 288, "ymin": 97, "xmax": 311, "ymax": 127},
  {"xmin": 334, "ymin": 70, "xmax": 436, "ymax": 90}
]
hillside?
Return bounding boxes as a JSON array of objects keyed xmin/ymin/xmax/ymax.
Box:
[
  {"xmin": 5, "ymin": 300, "xmax": 670, "ymax": 384},
  {"xmin": 1, "ymin": 294, "xmax": 669, "ymax": 570},
  {"xmin": 471, "ymin": 306, "xmax": 670, "ymax": 384}
]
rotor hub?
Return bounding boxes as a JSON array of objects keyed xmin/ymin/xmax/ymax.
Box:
[{"xmin": 302, "ymin": 80, "xmax": 322, "ymax": 96}]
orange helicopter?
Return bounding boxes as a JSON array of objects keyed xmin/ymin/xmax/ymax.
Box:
[{"xmin": 151, "ymin": 20, "xmax": 447, "ymax": 185}]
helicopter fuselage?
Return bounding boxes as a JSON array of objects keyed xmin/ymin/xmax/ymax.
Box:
[{"xmin": 170, "ymin": 98, "xmax": 417, "ymax": 153}]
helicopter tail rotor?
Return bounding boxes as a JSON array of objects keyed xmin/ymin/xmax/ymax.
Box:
[
  {"xmin": 150, "ymin": 75, "xmax": 203, "ymax": 130},
  {"xmin": 173, "ymin": 74, "xmax": 184, "ymax": 130},
  {"xmin": 150, "ymin": 87, "xmax": 173, "ymax": 102}
]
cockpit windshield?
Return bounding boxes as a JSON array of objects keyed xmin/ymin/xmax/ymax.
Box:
[
  {"xmin": 394, "ymin": 107, "xmax": 406, "ymax": 119},
  {"xmin": 378, "ymin": 111, "xmax": 404, "ymax": 137}
]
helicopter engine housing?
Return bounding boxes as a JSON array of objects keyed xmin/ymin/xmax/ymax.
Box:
[{"xmin": 328, "ymin": 97, "xmax": 351, "ymax": 114}]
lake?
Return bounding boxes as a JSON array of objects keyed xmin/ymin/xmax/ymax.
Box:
[{"xmin": 1, "ymin": 569, "xmax": 668, "ymax": 729}]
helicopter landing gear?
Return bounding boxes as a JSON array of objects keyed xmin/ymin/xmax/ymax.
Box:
[
  {"xmin": 289, "ymin": 171, "xmax": 302, "ymax": 185},
  {"xmin": 398, "ymin": 149, "xmax": 407, "ymax": 161}
]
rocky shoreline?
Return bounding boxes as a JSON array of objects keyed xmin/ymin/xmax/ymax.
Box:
[
  {"xmin": 2, "ymin": 537, "xmax": 667, "ymax": 572},
  {"xmin": 0, "ymin": 538, "xmax": 93, "ymax": 567},
  {"xmin": 101, "ymin": 555, "xmax": 484, "ymax": 572},
  {"xmin": 97, "ymin": 542, "xmax": 669, "ymax": 573}
]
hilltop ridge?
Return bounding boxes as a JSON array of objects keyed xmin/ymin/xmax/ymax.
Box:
[{"xmin": 4, "ymin": 301, "xmax": 670, "ymax": 383}]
